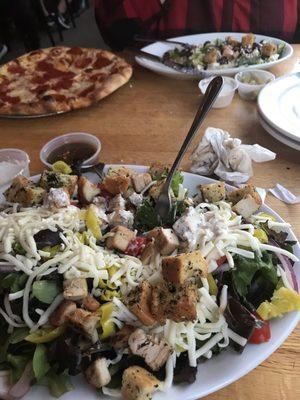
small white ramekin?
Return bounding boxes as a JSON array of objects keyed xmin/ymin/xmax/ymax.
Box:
[{"xmin": 199, "ymin": 76, "xmax": 238, "ymax": 108}]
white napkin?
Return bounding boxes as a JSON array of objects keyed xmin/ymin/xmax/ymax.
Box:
[
  {"xmin": 190, "ymin": 127, "xmax": 276, "ymax": 184},
  {"xmin": 269, "ymin": 184, "xmax": 300, "ymax": 204}
]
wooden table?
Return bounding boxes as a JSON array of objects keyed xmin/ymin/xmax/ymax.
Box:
[{"xmin": 0, "ymin": 46, "xmax": 300, "ymax": 400}]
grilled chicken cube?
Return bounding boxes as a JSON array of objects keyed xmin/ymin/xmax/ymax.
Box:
[
  {"xmin": 67, "ymin": 308, "xmax": 99, "ymax": 337},
  {"xmin": 226, "ymin": 36, "xmax": 240, "ymax": 47},
  {"xmin": 227, "ymin": 184, "xmax": 262, "ymax": 205},
  {"xmin": 128, "ymin": 329, "xmax": 172, "ymax": 371},
  {"xmin": 222, "ymin": 45, "xmax": 234, "ymax": 59},
  {"xmin": 152, "ymin": 282, "xmax": 198, "ymax": 323},
  {"xmin": 106, "ymin": 225, "xmax": 135, "ymax": 252},
  {"xmin": 147, "ymin": 227, "xmax": 179, "ymax": 256},
  {"xmin": 122, "ymin": 366, "xmax": 161, "ymax": 400},
  {"xmin": 112, "ymin": 324, "xmax": 135, "ymax": 350},
  {"xmin": 131, "ymin": 173, "xmax": 152, "ymax": 193},
  {"xmin": 261, "ymin": 42, "xmax": 277, "ymax": 57},
  {"xmin": 63, "ymin": 278, "xmax": 88, "ymax": 301},
  {"xmin": 102, "ymin": 175, "xmax": 131, "ymax": 195},
  {"xmin": 232, "ymin": 194, "xmax": 261, "ymax": 218},
  {"xmin": 242, "ymin": 33, "xmax": 255, "ymax": 48},
  {"xmin": 140, "ymin": 242, "xmax": 157, "ymax": 265},
  {"xmin": 107, "ymin": 209, "xmax": 134, "ymax": 229},
  {"xmin": 85, "ymin": 358, "xmax": 111, "ymax": 388},
  {"xmin": 108, "ymin": 194, "xmax": 126, "ymax": 211},
  {"xmin": 39, "ymin": 170, "xmax": 78, "ymax": 196},
  {"xmin": 4, "ymin": 176, "xmax": 45, "ymax": 207},
  {"xmin": 127, "ymin": 281, "xmax": 156, "ymax": 326},
  {"xmin": 44, "ymin": 187, "xmax": 70, "ymax": 209},
  {"xmin": 199, "ymin": 182, "xmax": 226, "ymax": 203},
  {"xmin": 49, "ymin": 300, "xmax": 77, "ymax": 327},
  {"xmin": 162, "ymin": 250, "xmax": 208, "ymax": 284},
  {"xmin": 203, "ymin": 48, "xmax": 218, "ymax": 64},
  {"xmin": 148, "ymin": 180, "xmax": 165, "ymax": 200},
  {"xmin": 77, "ymin": 176, "xmax": 101, "ymax": 205},
  {"xmin": 83, "ymin": 296, "xmax": 100, "ymax": 312}
]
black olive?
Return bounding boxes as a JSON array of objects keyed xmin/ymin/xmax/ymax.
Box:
[
  {"xmin": 33, "ymin": 228, "xmax": 62, "ymax": 249},
  {"xmin": 219, "ymin": 56, "xmax": 229, "ymax": 65}
]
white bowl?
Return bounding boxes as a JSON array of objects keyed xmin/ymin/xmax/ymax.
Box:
[
  {"xmin": 235, "ymin": 69, "xmax": 275, "ymax": 100},
  {"xmin": 40, "ymin": 132, "xmax": 101, "ymax": 168},
  {"xmin": 0, "ymin": 148, "xmax": 30, "ymax": 187},
  {"xmin": 199, "ymin": 76, "xmax": 238, "ymax": 108}
]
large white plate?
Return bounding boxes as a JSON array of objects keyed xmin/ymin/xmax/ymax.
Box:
[
  {"xmin": 258, "ymin": 72, "xmax": 300, "ymax": 142},
  {"xmin": 135, "ymin": 32, "xmax": 293, "ymax": 80},
  {"xmin": 257, "ymin": 110, "xmax": 300, "ymax": 151},
  {"xmin": 1, "ymin": 165, "xmax": 299, "ymax": 400}
]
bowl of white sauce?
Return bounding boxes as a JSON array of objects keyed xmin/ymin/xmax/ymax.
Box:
[
  {"xmin": 199, "ymin": 76, "xmax": 238, "ymax": 108},
  {"xmin": 0, "ymin": 149, "xmax": 30, "ymax": 188}
]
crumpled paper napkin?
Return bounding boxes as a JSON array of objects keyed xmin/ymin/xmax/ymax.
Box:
[{"xmin": 190, "ymin": 127, "xmax": 276, "ymax": 183}]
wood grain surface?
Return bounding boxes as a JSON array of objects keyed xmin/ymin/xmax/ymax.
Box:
[{"xmin": 0, "ymin": 46, "xmax": 299, "ymax": 400}]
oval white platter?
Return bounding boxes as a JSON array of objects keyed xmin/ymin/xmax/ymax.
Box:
[
  {"xmin": 1, "ymin": 165, "xmax": 299, "ymax": 400},
  {"xmin": 135, "ymin": 32, "xmax": 293, "ymax": 80}
]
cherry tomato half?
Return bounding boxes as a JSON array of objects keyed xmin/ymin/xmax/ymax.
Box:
[
  {"xmin": 249, "ymin": 314, "xmax": 271, "ymax": 344},
  {"xmin": 217, "ymin": 255, "xmax": 227, "ymax": 267},
  {"xmin": 125, "ymin": 237, "xmax": 150, "ymax": 257}
]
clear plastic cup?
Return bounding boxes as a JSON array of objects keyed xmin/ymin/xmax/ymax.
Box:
[
  {"xmin": 40, "ymin": 132, "xmax": 101, "ymax": 168},
  {"xmin": 0, "ymin": 148, "xmax": 30, "ymax": 187},
  {"xmin": 235, "ymin": 69, "xmax": 275, "ymax": 101}
]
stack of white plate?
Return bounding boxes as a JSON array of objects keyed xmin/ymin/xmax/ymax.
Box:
[{"xmin": 257, "ymin": 72, "xmax": 300, "ymax": 151}]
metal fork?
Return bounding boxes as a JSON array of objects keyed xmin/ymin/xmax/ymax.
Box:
[{"xmin": 155, "ymin": 76, "xmax": 224, "ymax": 219}]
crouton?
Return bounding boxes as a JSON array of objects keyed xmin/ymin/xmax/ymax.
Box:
[
  {"xmin": 148, "ymin": 228, "xmax": 179, "ymax": 256},
  {"xmin": 129, "ymin": 329, "xmax": 172, "ymax": 371},
  {"xmin": 227, "ymin": 184, "xmax": 262, "ymax": 205},
  {"xmin": 85, "ymin": 358, "xmax": 111, "ymax": 388},
  {"xmin": 127, "ymin": 281, "xmax": 156, "ymax": 326},
  {"xmin": 203, "ymin": 48, "xmax": 218, "ymax": 64},
  {"xmin": 226, "ymin": 36, "xmax": 240, "ymax": 47},
  {"xmin": 44, "ymin": 187, "xmax": 70, "ymax": 209},
  {"xmin": 131, "ymin": 173, "xmax": 152, "ymax": 193},
  {"xmin": 108, "ymin": 194, "xmax": 126, "ymax": 211},
  {"xmin": 242, "ymin": 33, "xmax": 255, "ymax": 47},
  {"xmin": 232, "ymin": 194, "xmax": 261, "ymax": 218},
  {"xmin": 107, "ymin": 209, "xmax": 134, "ymax": 229},
  {"xmin": 67, "ymin": 308, "xmax": 99, "ymax": 337},
  {"xmin": 77, "ymin": 176, "xmax": 101, "ymax": 205},
  {"xmin": 148, "ymin": 163, "xmax": 169, "ymax": 180},
  {"xmin": 107, "ymin": 166, "xmax": 134, "ymax": 178},
  {"xmin": 63, "ymin": 278, "xmax": 88, "ymax": 301},
  {"xmin": 102, "ymin": 175, "xmax": 131, "ymax": 195},
  {"xmin": 261, "ymin": 42, "xmax": 277, "ymax": 57},
  {"xmin": 140, "ymin": 242, "xmax": 157, "ymax": 265},
  {"xmin": 39, "ymin": 170, "xmax": 78, "ymax": 196},
  {"xmin": 49, "ymin": 300, "xmax": 77, "ymax": 327},
  {"xmin": 111, "ymin": 325, "xmax": 135, "ymax": 349},
  {"xmin": 199, "ymin": 182, "xmax": 226, "ymax": 203},
  {"xmin": 148, "ymin": 180, "xmax": 165, "ymax": 200},
  {"xmin": 162, "ymin": 250, "xmax": 208, "ymax": 284},
  {"xmin": 106, "ymin": 225, "xmax": 135, "ymax": 252},
  {"xmin": 122, "ymin": 366, "xmax": 161, "ymax": 400},
  {"xmin": 4, "ymin": 176, "xmax": 45, "ymax": 207},
  {"xmin": 82, "ymin": 296, "xmax": 100, "ymax": 312},
  {"xmin": 151, "ymin": 282, "xmax": 198, "ymax": 323}
]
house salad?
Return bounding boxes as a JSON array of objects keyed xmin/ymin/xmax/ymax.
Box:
[
  {"xmin": 0, "ymin": 162, "xmax": 299, "ymax": 400},
  {"xmin": 163, "ymin": 33, "xmax": 285, "ymax": 71}
]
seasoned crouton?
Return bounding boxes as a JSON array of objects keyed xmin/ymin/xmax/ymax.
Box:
[
  {"xmin": 122, "ymin": 366, "xmax": 161, "ymax": 400},
  {"xmin": 261, "ymin": 42, "xmax": 277, "ymax": 57},
  {"xmin": 106, "ymin": 225, "xmax": 135, "ymax": 252},
  {"xmin": 4, "ymin": 176, "xmax": 45, "ymax": 207},
  {"xmin": 63, "ymin": 278, "xmax": 88, "ymax": 301},
  {"xmin": 102, "ymin": 175, "xmax": 131, "ymax": 195},
  {"xmin": 127, "ymin": 281, "xmax": 156, "ymax": 326},
  {"xmin": 85, "ymin": 358, "xmax": 111, "ymax": 388},
  {"xmin": 232, "ymin": 194, "xmax": 261, "ymax": 218},
  {"xmin": 203, "ymin": 48, "xmax": 218, "ymax": 64},
  {"xmin": 131, "ymin": 173, "xmax": 152, "ymax": 193},
  {"xmin": 67, "ymin": 308, "xmax": 99, "ymax": 337},
  {"xmin": 44, "ymin": 187, "xmax": 70, "ymax": 209},
  {"xmin": 77, "ymin": 176, "xmax": 101, "ymax": 205},
  {"xmin": 140, "ymin": 242, "xmax": 157, "ymax": 265},
  {"xmin": 111, "ymin": 325, "xmax": 135, "ymax": 349},
  {"xmin": 148, "ymin": 163, "xmax": 169, "ymax": 180},
  {"xmin": 107, "ymin": 166, "xmax": 134, "ymax": 178},
  {"xmin": 199, "ymin": 182, "xmax": 225, "ymax": 203},
  {"xmin": 151, "ymin": 282, "xmax": 198, "ymax": 323},
  {"xmin": 148, "ymin": 227, "xmax": 179, "ymax": 256},
  {"xmin": 226, "ymin": 36, "xmax": 240, "ymax": 47},
  {"xmin": 162, "ymin": 250, "xmax": 208, "ymax": 284},
  {"xmin": 242, "ymin": 33, "xmax": 255, "ymax": 47},
  {"xmin": 83, "ymin": 296, "xmax": 100, "ymax": 312},
  {"xmin": 39, "ymin": 170, "xmax": 78, "ymax": 196},
  {"xmin": 50, "ymin": 300, "xmax": 77, "ymax": 327},
  {"xmin": 227, "ymin": 184, "xmax": 262, "ymax": 205},
  {"xmin": 148, "ymin": 180, "xmax": 165, "ymax": 200},
  {"xmin": 129, "ymin": 329, "xmax": 172, "ymax": 371}
]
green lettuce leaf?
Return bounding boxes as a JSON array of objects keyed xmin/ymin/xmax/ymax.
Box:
[
  {"xmin": 171, "ymin": 171, "xmax": 184, "ymax": 197},
  {"xmin": 9, "ymin": 328, "xmax": 30, "ymax": 344},
  {"xmin": 38, "ymin": 369, "xmax": 73, "ymax": 398},
  {"xmin": 7, "ymin": 354, "xmax": 30, "ymax": 382},
  {"xmin": 32, "ymin": 281, "xmax": 60, "ymax": 304}
]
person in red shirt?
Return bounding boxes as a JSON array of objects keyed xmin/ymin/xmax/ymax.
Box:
[{"xmin": 95, "ymin": 0, "xmax": 299, "ymax": 50}]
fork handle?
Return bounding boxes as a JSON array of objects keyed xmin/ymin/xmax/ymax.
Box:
[{"xmin": 165, "ymin": 76, "xmax": 224, "ymax": 187}]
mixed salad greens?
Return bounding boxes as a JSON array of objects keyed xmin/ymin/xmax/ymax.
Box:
[
  {"xmin": 0, "ymin": 162, "xmax": 299, "ymax": 400},
  {"xmin": 163, "ymin": 34, "xmax": 285, "ymax": 71}
]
